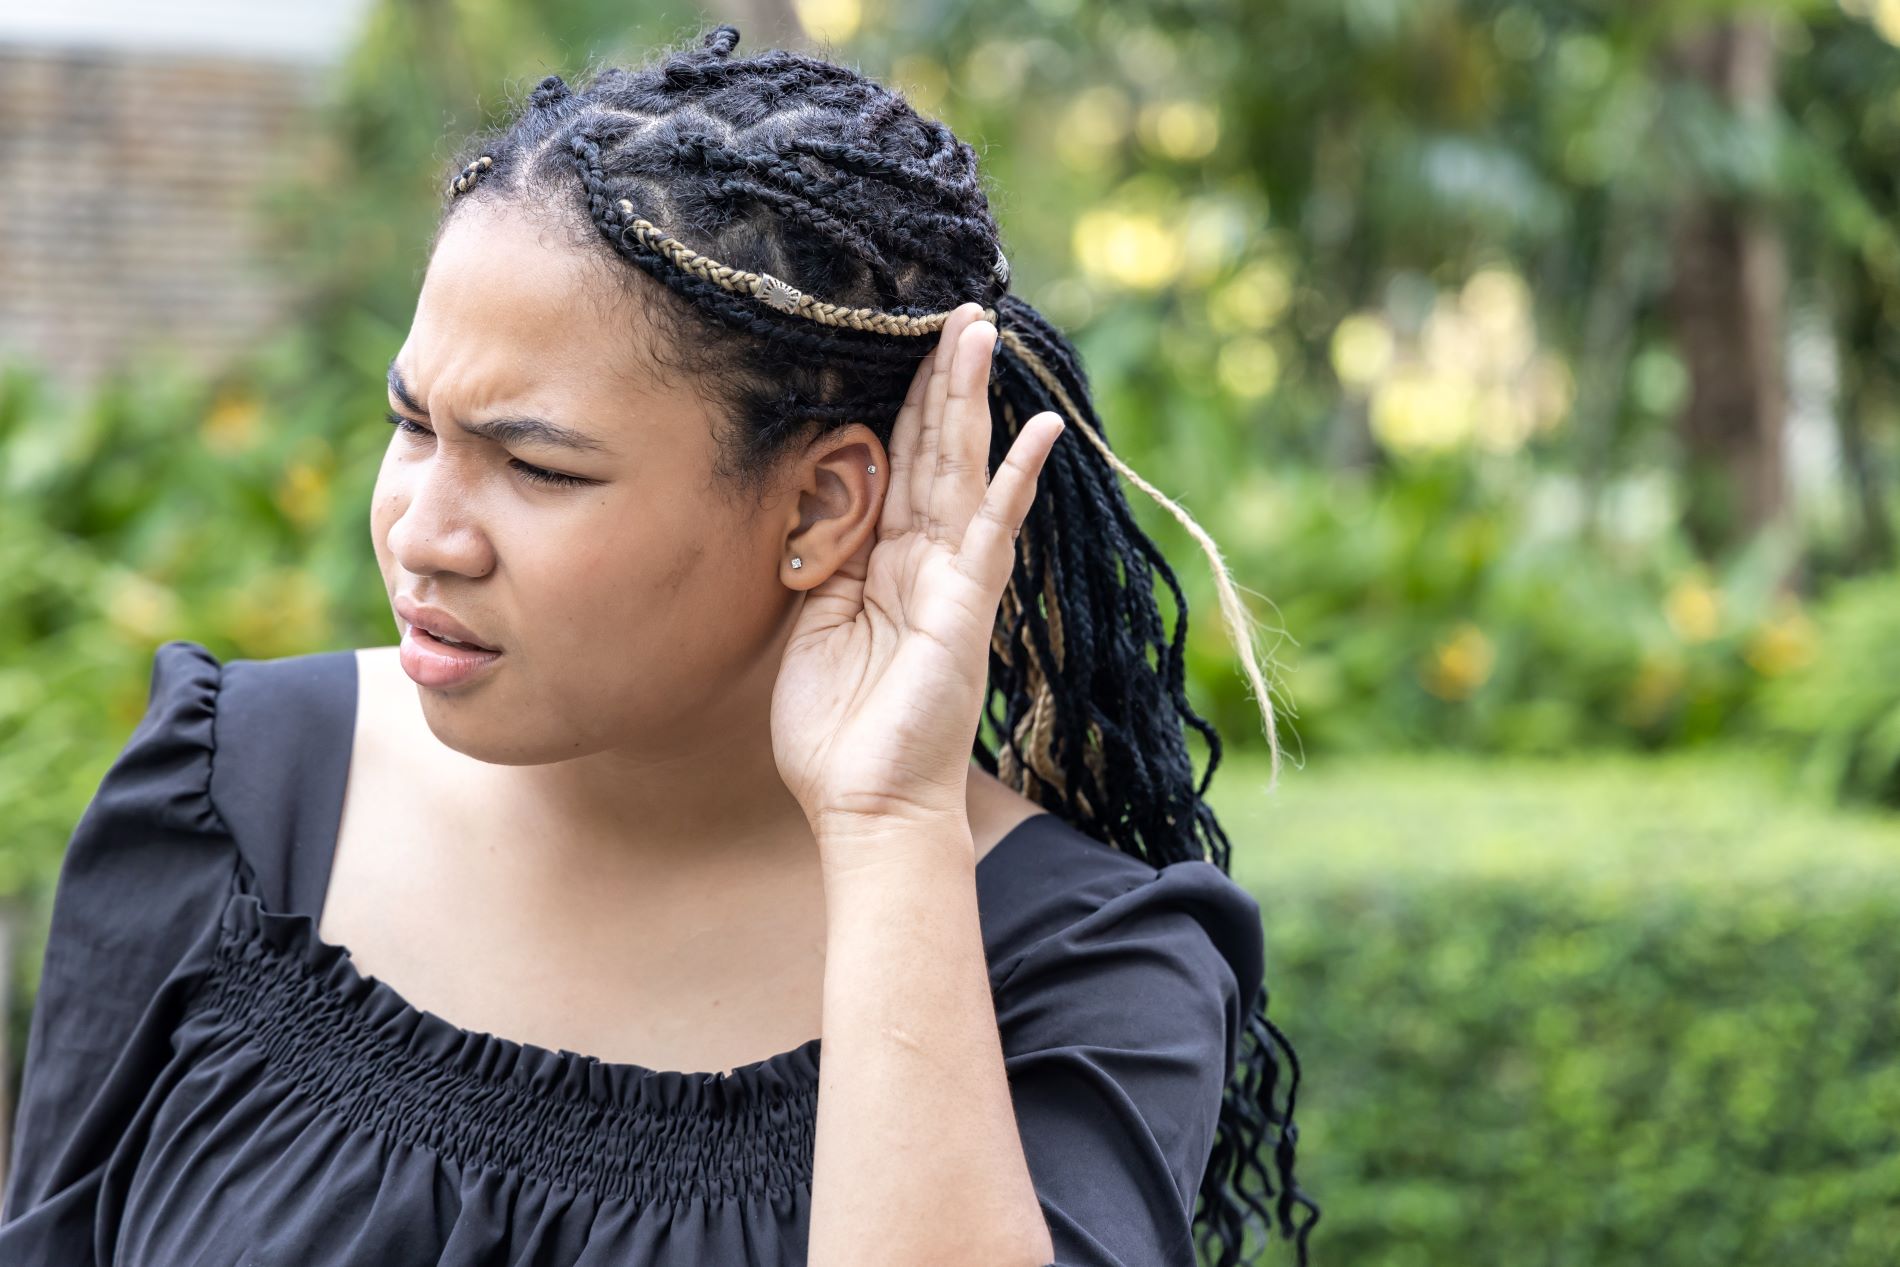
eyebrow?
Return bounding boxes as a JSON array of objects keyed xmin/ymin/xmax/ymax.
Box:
[{"xmin": 386, "ymin": 360, "xmax": 613, "ymax": 456}]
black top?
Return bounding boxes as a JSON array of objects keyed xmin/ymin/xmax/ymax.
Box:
[{"xmin": 2, "ymin": 640, "xmax": 1265, "ymax": 1266}]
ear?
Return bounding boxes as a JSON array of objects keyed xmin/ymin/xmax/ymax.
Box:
[{"xmin": 780, "ymin": 424, "xmax": 886, "ymax": 587}]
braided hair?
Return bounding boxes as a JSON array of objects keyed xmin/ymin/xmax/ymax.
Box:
[{"xmin": 434, "ymin": 25, "xmax": 1318, "ymax": 1266}]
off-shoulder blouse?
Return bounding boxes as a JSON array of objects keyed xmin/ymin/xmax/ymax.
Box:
[{"xmin": 2, "ymin": 639, "xmax": 1266, "ymax": 1266}]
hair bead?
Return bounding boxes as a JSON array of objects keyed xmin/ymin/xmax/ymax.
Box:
[
  {"xmin": 448, "ymin": 154, "xmax": 494, "ymax": 196},
  {"xmin": 757, "ymin": 273, "xmax": 802, "ymax": 313}
]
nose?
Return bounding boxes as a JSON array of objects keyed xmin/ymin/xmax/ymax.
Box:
[{"xmin": 384, "ymin": 459, "xmax": 497, "ymax": 580}]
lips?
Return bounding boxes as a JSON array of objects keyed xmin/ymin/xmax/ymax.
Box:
[
  {"xmin": 393, "ymin": 595, "xmax": 501, "ymax": 653},
  {"xmin": 415, "ymin": 625, "xmax": 494, "ymax": 652},
  {"xmin": 398, "ymin": 620, "xmax": 503, "ymax": 689}
]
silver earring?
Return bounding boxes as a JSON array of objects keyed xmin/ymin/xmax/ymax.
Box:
[
  {"xmin": 791, "ymin": 557, "xmax": 803, "ymax": 569},
  {"xmin": 867, "ymin": 464, "xmax": 877, "ymax": 473}
]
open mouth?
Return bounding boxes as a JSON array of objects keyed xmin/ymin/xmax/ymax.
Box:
[{"xmin": 412, "ymin": 624, "xmax": 500, "ymax": 655}]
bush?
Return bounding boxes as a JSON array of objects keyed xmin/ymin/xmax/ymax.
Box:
[
  {"xmin": 1218, "ymin": 749, "xmax": 1900, "ymax": 1265},
  {"xmin": 1181, "ymin": 462, "xmax": 1807, "ymax": 759},
  {"xmin": 1753, "ymin": 570, "xmax": 1900, "ymax": 811}
]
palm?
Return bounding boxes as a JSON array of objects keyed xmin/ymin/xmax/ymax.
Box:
[{"xmin": 771, "ymin": 304, "xmax": 1064, "ymax": 823}]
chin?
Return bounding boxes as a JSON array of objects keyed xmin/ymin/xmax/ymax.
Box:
[{"xmin": 412, "ymin": 690, "xmax": 544, "ymax": 766}]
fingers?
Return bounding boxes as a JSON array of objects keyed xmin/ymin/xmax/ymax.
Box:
[
  {"xmin": 911, "ymin": 303, "xmax": 985, "ymax": 536},
  {"xmin": 956, "ymin": 411, "xmax": 1065, "ymax": 598},
  {"xmin": 931, "ymin": 314, "xmax": 1000, "ymax": 546},
  {"xmin": 882, "ymin": 332, "xmax": 937, "ymax": 536}
]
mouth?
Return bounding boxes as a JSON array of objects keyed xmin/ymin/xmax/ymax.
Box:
[
  {"xmin": 398, "ymin": 619, "xmax": 504, "ymax": 689},
  {"xmin": 411, "ymin": 622, "xmax": 499, "ymax": 654}
]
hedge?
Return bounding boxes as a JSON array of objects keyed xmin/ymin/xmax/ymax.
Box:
[{"xmin": 1216, "ymin": 749, "xmax": 1900, "ymax": 1265}]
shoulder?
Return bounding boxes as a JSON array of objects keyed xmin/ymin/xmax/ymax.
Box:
[
  {"xmin": 7, "ymin": 639, "xmax": 349, "ymax": 1218},
  {"xmin": 207, "ymin": 642, "xmax": 360, "ymax": 913},
  {"xmin": 978, "ymin": 813, "xmax": 1268, "ymax": 1245},
  {"xmin": 79, "ymin": 639, "xmax": 226, "ymax": 844},
  {"xmin": 68, "ymin": 639, "xmax": 360, "ymax": 912},
  {"xmin": 978, "ymin": 812, "xmax": 1265, "ymax": 1030}
]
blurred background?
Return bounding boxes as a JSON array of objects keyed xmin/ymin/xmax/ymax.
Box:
[{"xmin": 4, "ymin": 0, "xmax": 1899, "ymax": 1261}]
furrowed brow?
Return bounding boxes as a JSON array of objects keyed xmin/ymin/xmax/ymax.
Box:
[{"xmin": 386, "ymin": 359, "xmax": 612, "ymax": 456}]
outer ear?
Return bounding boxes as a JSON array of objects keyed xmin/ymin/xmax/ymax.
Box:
[{"xmin": 781, "ymin": 425, "xmax": 886, "ymax": 585}]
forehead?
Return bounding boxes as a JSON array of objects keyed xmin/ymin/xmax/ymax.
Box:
[{"xmin": 399, "ymin": 201, "xmax": 699, "ymax": 424}]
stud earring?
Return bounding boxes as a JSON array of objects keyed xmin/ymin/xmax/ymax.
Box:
[
  {"xmin": 867, "ymin": 464, "xmax": 877, "ymax": 473},
  {"xmin": 791, "ymin": 557, "xmax": 803, "ymax": 569}
]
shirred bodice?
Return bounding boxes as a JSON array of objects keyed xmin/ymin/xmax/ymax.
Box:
[{"xmin": 2, "ymin": 639, "xmax": 1267, "ymax": 1266}]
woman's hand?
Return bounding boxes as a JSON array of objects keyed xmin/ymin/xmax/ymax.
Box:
[{"xmin": 771, "ymin": 301, "xmax": 1064, "ymax": 842}]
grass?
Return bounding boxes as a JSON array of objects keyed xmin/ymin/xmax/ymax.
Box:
[{"xmin": 1205, "ymin": 741, "xmax": 1900, "ymax": 896}]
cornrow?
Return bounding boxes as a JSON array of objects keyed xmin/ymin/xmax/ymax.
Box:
[
  {"xmin": 615, "ymin": 206, "xmax": 995, "ymax": 334},
  {"xmin": 433, "ymin": 23, "xmax": 1318, "ymax": 1265}
]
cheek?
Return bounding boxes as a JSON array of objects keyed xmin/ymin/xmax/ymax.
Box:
[
  {"xmin": 367, "ymin": 466, "xmax": 403, "ymax": 564},
  {"xmin": 530, "ymin": 519, "xmax": 727, "ymax": 654}
]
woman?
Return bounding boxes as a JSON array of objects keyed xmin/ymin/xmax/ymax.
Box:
[{"xmin": 3, "ymin": 25, "xmax": 1316, "ymax": 1267}]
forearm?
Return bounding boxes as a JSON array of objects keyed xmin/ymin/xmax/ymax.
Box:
[{"xmin": 806, "ymin": 814, "xmax": 1054, "ymax": 1267}]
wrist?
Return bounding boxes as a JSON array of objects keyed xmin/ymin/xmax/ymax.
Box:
[{"xmin": 813, "ymin": 809, "xmax": 976, "ymax": 884}]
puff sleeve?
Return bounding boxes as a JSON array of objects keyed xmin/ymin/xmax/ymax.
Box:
[
  {"xmin": 2, "ymin": 641, "xmax": 238, "ymax": 1241},
  {"xmin": 993, "ymin": 857, "xmax": 1266, "ymax": 1267}
]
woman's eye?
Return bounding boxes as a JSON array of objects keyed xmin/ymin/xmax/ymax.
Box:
[
  {"xmin": 507, "ymin": 459, "xmax": 588, "ymax": 488},
  {"xmin": 383, "ymin": 411, "xmax": 589, "ymax": 489},
  {"xmin": 386, "ymin": 412, "xmax": 430, "ymax": 440}
]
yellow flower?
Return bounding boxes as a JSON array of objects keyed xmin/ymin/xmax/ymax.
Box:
[
  {"xmin": 201, "ymin": 391, "xmax": 262, "ymax": 455},
  {"xmin": 1743, "ymin": 600, "xmax": 1819, "ymax": 677},
  {"xmin": 1421, "ymin": 623, "xmax": 1495, "ymax": 700},
  {"xmin": 1664, "ymin": 574, "xmax": 1722, "ymax": 643},
  {"xmin": 223, "ymin": 569, "xmax": 332, "ymax": 659},
  {"xmin": 276, "ymin": 458, "xmax": 332, "ymax": 530}
]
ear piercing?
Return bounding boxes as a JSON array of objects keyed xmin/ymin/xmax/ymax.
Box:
[{"xmin": 791, "ymin": 466, "xmax": 877, "ymax": 572}]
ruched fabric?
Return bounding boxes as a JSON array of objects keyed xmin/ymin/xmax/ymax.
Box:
[{"xmin": 3, "ymin": 639, "xmax": 1268, "ymax": 1266}]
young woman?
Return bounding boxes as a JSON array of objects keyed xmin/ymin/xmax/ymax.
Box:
[{"xmin": 3, "ymin": 26, "xmax": 1317, "ymax": 1267}]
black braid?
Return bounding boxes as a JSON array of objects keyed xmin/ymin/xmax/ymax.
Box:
[{"xmin": 430, "ymin": 25, "xmax": 1318, "ymax": 1266}]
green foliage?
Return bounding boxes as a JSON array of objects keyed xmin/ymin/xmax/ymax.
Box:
[
  {"xmin": 1753, "ymin": 570, "xmax": 1900, "ymax": 809},
  {"xmin": 1164, "ymin": 458, "xmax": 1809, "ymax": 759},
  {"xmin": 1216, "ymin": 748, "xmax": 1900, "ymax": 1265}
]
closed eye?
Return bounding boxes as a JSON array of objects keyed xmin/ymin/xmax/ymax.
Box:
[{"xmin": 384, "ymin": 411, "xmax": 592, "ymax": 489}]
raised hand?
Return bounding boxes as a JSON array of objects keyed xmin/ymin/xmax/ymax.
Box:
[{"xmin": 770, "ymin": 301, "xmax": 1065, "ymax": 838}]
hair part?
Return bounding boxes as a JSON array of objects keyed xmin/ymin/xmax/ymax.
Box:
[{"xmin": 432, "ymin": 24, "xmax": 1317, "ymax": 1264}]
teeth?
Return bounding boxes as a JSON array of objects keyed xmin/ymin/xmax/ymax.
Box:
[{"xmin": 407, "ymin": 619, "xmax": 492, "ymax": 652}]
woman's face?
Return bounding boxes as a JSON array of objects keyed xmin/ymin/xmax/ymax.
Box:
[{"xmin": 371, "ymin": 200, "xmax": 867, "ymax": 766}]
